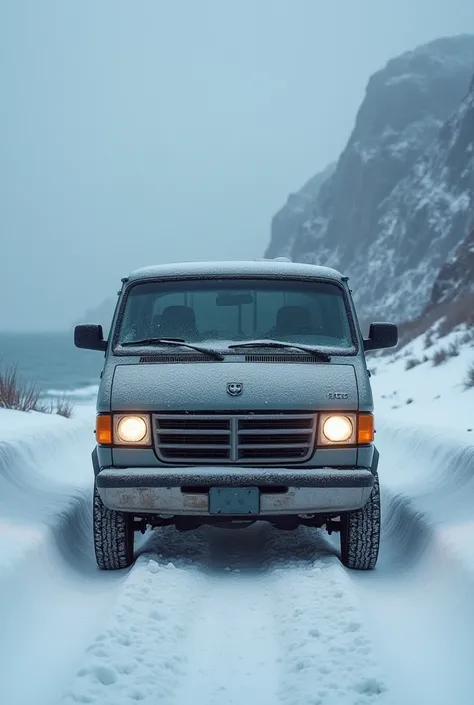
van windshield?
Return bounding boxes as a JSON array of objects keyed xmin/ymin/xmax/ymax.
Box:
[{"xmin": 116, "ymin": 279, "xmax": 355, "ymax": 351}]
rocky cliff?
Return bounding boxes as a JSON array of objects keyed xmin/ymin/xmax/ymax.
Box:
[
  {"xmin": 265, "ymin": 162, "xmax": 335, "ymax": 259},
  {"xmin": 430, "ymin": 228, "xmax": 474, "ymax": 306},
  {"xmin": 267, "ymin": 35, "xmax": 474, "ymax": 324}
]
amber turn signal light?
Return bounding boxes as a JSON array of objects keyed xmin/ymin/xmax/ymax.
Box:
[
  {"xmin": 96, "ymin": 414, "xmax": 112, "ymax": 445},
  {"xmin": 358, "ymin": 413, "xmax": 374, "ymax": 444}
]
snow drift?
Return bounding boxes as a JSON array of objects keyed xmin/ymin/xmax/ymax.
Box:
[{"xmin": 0, "ymin": 410, "xmax": 116, "ymax": 705}]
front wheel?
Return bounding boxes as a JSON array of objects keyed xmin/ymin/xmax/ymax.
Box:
[
  {"xmin": 93, "ymin": 484, "xmax": 135, "ymax": 570},
  {"xmin": 339, "ymin": 472, "xmax": 380, "ymax": 570}
]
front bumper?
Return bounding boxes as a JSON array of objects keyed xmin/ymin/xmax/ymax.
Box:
[{"xmin": 95, "ymin": 466, "xmax": 375, "ymax": 516}]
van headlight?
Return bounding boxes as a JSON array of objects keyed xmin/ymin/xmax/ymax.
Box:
[
  {"xmin": 114, "ymin": 414, "xmax": 151, "ymax": 446},
  {"xmin": 319, "ymin": 413, "xmax": 356, "ymax": 445},
  {"xmin": 323, "ymin": 415, "xmax": 353, "ymax": 442}
]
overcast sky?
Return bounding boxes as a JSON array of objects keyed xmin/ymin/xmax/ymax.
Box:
[{"xmin": 1, "ymin": 0, "xmax": 473, "ymax": 331}]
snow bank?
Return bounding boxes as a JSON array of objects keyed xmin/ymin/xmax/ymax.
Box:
[
  {"xmin": 0, "ymin": 408, "xmax": 121, "ymax": 705},
  {"xmin": 0, "ymin": 408, "xmax": 93, "ymax": 520},
  {"xmin": 377, "ymin": 420, "xmax": 474, "ymax": 569},
  {"xmin": 352, "ymin": 415, "xmax": 474, "ymax": 705},
  {"xmin": 0, "ymin": 406, "xmax": 76, "ymax": 440},
  {"xmin": 370, "ymin": 328, "xmax": 474, "ymax": 570},
  {"xmin": 0, "ymin": 407, "xmax": 97, "ymax": 578}
]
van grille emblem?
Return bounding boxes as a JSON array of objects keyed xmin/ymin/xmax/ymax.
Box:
[{"xmin": 227, "ymin": 382, "xmax": 243, "ymax": 396}]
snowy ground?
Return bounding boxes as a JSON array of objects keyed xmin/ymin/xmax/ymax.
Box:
[
  {"xmin": 370, "ymin": 326, "xmax": 474, "ymax": 436},
  {"xmin": 0, "ymin": 330, "xmax": 473, "ymax": 705}
]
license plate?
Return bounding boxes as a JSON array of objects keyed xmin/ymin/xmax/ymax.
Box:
[{"xmin": 209, "ymin": 487, "xmax": 260, "ymax": 515}]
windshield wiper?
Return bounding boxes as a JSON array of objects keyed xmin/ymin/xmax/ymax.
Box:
[
  {"xmin": 119, "ymin": 338, "xmax": 224, "ymax": 361},
  {"xmin": 228, "ymin": 340, "xmax": 331, "ymax": 361}
]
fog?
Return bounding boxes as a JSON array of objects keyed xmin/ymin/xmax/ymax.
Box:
[{"xmin": 1, "ymin": 0, "xmax": 473, "ymax": 331}]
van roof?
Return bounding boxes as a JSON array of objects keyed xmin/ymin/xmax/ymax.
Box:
[{"xmin": 127, "ymin": 260, "xmax": 345, "ymax": 283}]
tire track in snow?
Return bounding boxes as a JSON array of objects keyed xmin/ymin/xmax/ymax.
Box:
[
  {"xmin": 263, "ymin": 530, "xmax": 392, "ymax": 705},
  {"xmin": 171, "ymin": 526, "xmax": 281, "ymax": 705},
  {"xmin": 61, "ymin": 525, "xmax": 394, "ymax": 705},
  {"xmin": 172, "ymin": 573, "xmax": 280, "ymax": 705},
  {"xmin": 61, "ymin": 535, "xmax": 209, "ymax": 705}
]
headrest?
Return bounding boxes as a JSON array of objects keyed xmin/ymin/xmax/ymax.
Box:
[
  {"xmin": 159, "ymin": 305, "xmax": 197, "ymax": 339},
  {"xmin": 161, "ymin": 306, "xmax": 196, "ymax": 326},
  {"xmin": 275, "ymin": 305, "xmax": 311, "ymax": 335}
]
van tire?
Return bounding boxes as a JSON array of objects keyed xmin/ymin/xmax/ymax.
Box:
[
  {"xmin": 93, "ymin": 484, "xmax": 135, "ymax": 570},
  {"xmin": 340, "ymin": 472, "xmax": 380, "ymax": 570}
]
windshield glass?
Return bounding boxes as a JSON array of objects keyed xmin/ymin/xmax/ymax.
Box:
[{"xmin": 116, "ymin": 279, "xmax": 355, "ymax": 351}]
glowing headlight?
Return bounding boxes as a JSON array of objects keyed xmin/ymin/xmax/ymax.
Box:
[
  {"xmin": 322, "ymin": 415, "xmax": 354, "ymax": 443},
  {"xmin": 115, "ymin": 415, "xmax": 150, "ymax": 444}
]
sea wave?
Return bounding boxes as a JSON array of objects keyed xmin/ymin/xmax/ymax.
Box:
[{"xmin": 44, "ymin": 385, "xmax": 99, "ymax": 401}]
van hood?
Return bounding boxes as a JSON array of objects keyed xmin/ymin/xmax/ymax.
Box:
[{"xmin": 110, "ymin": 362, "xmax": 359, "ymax": 412}]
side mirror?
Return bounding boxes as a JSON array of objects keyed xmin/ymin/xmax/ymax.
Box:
[
  {"xmin": 74, "ymin": 324, "xmax": 107, "ymax": 352},
  {"xmin": 363, "ymin": 322, "xmax": 398, "ymax": 351}
]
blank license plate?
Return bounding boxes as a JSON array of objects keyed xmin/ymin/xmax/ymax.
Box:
[{"xmin": 209, "ymin": 487, "xmax": 260, "ymax": 515}]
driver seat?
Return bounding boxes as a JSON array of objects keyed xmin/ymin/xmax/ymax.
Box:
[
  {"xmin": 274, "ymin": 305, "xmax": 312, "ymax": 336},
  {"xmin": 159, "ymin": 306, "xmax": 198, "ymax": 340}
]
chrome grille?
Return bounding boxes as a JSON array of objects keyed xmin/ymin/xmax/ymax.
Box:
[{"xmin": 153, "ymin": 413, "xmax": 316, "ymax": 464}]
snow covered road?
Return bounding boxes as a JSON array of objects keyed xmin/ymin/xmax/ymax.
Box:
[
  {"xmin": 0, "ymin": 404, "xmax": 474, "ymax": 705},
  {"xmin": 61, "ymin": 527, "xmax": 390, "ymax": 705}
]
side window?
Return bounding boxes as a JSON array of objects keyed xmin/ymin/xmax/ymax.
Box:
[
  {"xmin": 318, "ymin": 292, "xmax": 351, "ymax": 343},
  {"xmin": 120, "ymin": 293, "xmax": 153, "ymax": 342}
]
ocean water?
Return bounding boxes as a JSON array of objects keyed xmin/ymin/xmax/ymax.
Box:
[{"xmin": 0, "ymin": 333, "xmax": 103, "ymax": 405}]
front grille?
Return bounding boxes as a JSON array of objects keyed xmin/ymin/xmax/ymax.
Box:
[{"xmin": 153, "ymin": 413, "xmax": 316, "ymax": 464}]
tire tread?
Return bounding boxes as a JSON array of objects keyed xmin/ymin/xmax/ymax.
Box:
[
  {"xmin": 340, "ymin": 473, "xmax": 380, "ymax": 570},
  {"xmin": 93, "ymin": 485, "xmax": 134, "ymax": 570}
]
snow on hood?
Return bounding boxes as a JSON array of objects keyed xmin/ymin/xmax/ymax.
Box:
[{"xmin": 110, "ymin": 362, "xmax": 359, "ymax": 412}]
